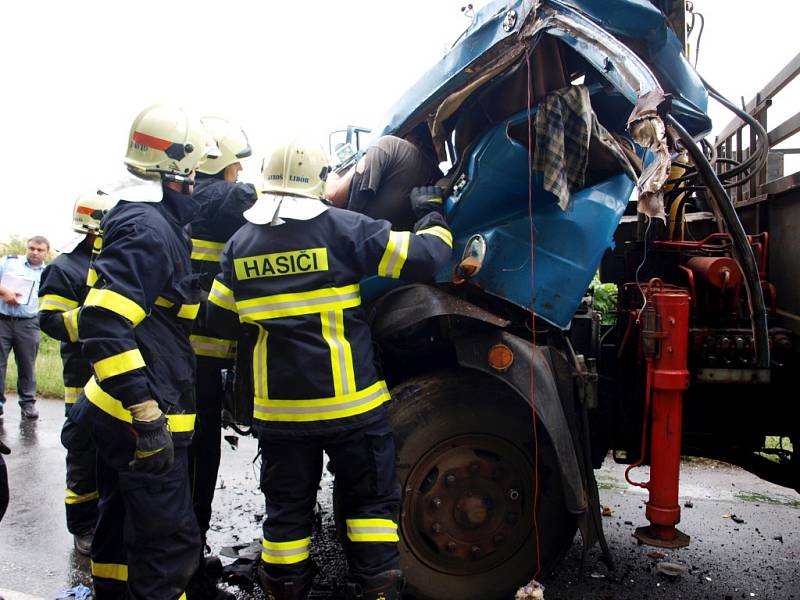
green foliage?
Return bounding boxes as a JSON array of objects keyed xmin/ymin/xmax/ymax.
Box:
[
  {"xmin": 589, "ymin": 274, "xmax": 618, "ymax": 325},
  {"xmin": 4, "ymin": 332, "xmax": 64, "ymax": 399}
]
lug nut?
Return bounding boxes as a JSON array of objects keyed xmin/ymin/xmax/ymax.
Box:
[
  {"xmin": 471, "ymin": 545, "xmax": 481, "ymax": 557},
  {"xmin": 508, "ymin": 489, "xmax": 520, "ymax": 501},
  {"xmin": 431, "ymin": 522, "xmax": 442, "ymax": 533},
  {"xmin": 447, "ymin": 541, "xmax": 457, "ymax": 553},
  {"xmin": 445, "ymin": 474, "xmax": 456, "ymax": 486},
  {"xmin": 431, "ymin": 497, "xmax": 442, "ymax": 509}
]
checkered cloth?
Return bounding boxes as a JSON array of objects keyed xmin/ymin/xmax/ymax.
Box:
[{"xmin": 533, "ymin": 85, "xmax": 594, "ymax": 210}]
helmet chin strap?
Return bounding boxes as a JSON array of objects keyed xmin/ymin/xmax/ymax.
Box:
[{"xmin": 162, "ymin": 172, "xmax": 195, "ymax": 194}]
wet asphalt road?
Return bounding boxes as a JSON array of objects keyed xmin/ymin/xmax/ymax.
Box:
[{"xmin": 0, "ymin": 396, "xmax": 798, "ymax": 599}]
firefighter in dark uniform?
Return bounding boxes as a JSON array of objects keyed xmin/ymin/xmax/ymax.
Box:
[
  {"xmin": 206, "ymin": 139, "xmax": 453, "ymax": 600},
  {"xmin": 69, "ymin": 104, "xmax": 221, "ymax": 600},
  {"xmin": 188, "ymin": 116, "xmax": 256, "ymax": 553},
  {"xmin": 38, "ymin": 190, "xmax": 117, "ymax": 555}
]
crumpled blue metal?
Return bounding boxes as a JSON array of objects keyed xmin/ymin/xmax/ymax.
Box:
[{"xmin": 376, "ymin": 0, "xmax": 709, "ymax": 138}]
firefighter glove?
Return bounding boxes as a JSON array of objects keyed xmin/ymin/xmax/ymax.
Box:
[
  {"xmin": 129, "ymin": 413, "xmax": 174, "ymax": 475},
  {"xmin": 410, "ymin": 185, "xmax": 445, "ymax": 218}
]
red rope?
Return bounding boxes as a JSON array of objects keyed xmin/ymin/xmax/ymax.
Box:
[{"xmin": 525, "ymin": 49, "xmax": 542, "ymax": 578}]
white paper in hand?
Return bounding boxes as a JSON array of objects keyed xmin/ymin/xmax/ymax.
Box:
[{"xmin": 0, "ymin": 273, "xmax": 36, "ymax": 305}]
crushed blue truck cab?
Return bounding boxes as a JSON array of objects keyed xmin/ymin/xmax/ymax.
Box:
[{"xmin": 362, "ymin": 0, "xmax": 711, "ymax": 328}]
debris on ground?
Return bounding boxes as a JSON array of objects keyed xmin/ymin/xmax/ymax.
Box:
[
  {"xmin": 515, "ymin": 579, "xmax": 545, "ymax": 599},
  {"xmin": 723, "ymin": 513, "xmax": 746, "ymax": 524},
  {"xmin": 655, "ymin": 562, "xmax": 688, "ymax": 578},
  {"xmin": 602, "ymin": 505, "xmax": 615, "ymax": 516},
  {"xmin": 684, "ymin": 500, "xmax": 694, "ymax": 508},
  {"xmin": 647, "ymin": 551, "xmax": 666, "ymax": 560},
  {"xmin": 55, "ymin": 584, "xmax": 92, "ymax": 600}
]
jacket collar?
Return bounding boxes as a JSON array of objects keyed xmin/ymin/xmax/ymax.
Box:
[{"xmin": 159, "ymin": 185, "xmax": 196, "ymax": 227}]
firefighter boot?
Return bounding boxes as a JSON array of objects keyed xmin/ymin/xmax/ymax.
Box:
[
  {"xmin": 185, "ymin": 561, "xmax": 236, "ymax": 600},
  {"xmin": 345, "ymin": 570, "xmax": 404, "ymax": 600},
  {"xmin": 257, "ymin": 564, "xmax": 316, "ymax": 600}
]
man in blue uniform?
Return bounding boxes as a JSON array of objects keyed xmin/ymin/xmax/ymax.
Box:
[
  {"xmin": 0, "ymin": 235, "xmax": 49, "ymax": 419},
  {"xmin": 188, "ymin": 116, "xmax": 256, "ymax": 556},
  {"xmin": 207, "ymin": 139, "xmax": 452, "ymax": 600},
  {"xmin": 70, "ymin": 104, "xmax": 220, "ymax": 600},
  {"xmin": 39, "ymin": 190, "xmax": 117, "ymax": 555}
]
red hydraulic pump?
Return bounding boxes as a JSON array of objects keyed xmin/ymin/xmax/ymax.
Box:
[{"xmin": 625, "ymin": 280, "xmax": 692, "ymax": 548}]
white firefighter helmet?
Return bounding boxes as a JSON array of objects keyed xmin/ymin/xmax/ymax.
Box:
[
  {"xmin": 260, "ymin": 138, "xmax": 329, "ymax": 200},
  {"xmin": 72, "ymin": 190, "xmax": 117, "ymax": 234},
  {"xmin": 197, "ymin": 116, "xmax": 252, "ymax": 175},
  {"xmin": 123, "ymin": 104, "xmax": 220, "ymax": 180}
]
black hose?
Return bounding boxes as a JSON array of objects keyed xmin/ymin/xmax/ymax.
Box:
[
  {"xmin": 666, "ymin": 115, "xmax": 770, "ymax": 369},
  {"xmin": 703, "ymin": 79, "xmax": 769, "ymax": 181}
]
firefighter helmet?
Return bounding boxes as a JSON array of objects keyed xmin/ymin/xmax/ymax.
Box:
[
  {"xmin": 72, "ymin": 190, "xmax": 117, "ymax": 234},
  {"xmin": 260, "ymin": 139, "xmax": 329, "ymax": 200},
  {"xmin": 197, "ymin": 116, "xmax": 252, "ymax": 175},
  {"xmin": 123, "ymin": 104, "xmax": 220, "ymax": 180}
]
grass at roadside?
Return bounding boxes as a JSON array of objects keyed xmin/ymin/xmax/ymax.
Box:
[{"xmin": 4, "ymin": 332, "xmax": 64, "ymax": 399}]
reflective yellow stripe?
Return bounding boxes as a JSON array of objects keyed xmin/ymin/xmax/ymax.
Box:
[
  {"xmin": 177, "ymin": 303, "xmax": 200, "ymax": 320},
  {"xmin": 154, "ymin": 296, "xmax": 174, "ymax": 308},
  {"xmin": 253, "ymin": 380, "xmax": 390, "ymax": 423},
  {"xmin": 91, "ymin": 561, "xmax": 128, "ymax": 581},
  {"xmin": 84, "ymin": 377, "xmax": 195, "ymax": 432},
  {"xmin": 64, "ymin": 386, "xmax": 82, "ymax": 404},
  {"xmin": 237, "ymin": 284, "xmax": 361, "ymax": 322},
  {"xmin": 320, "ymin": 310, "xmax": 355, "ymax": 396},
  {"xmin": 65, "ymin": 487, "xmax": 99, "ymax": 505},
  {"xmin": 191, "ymin": 238, "xmax": 225, "ymax": 262},
  {"xmin": 179, "ymin": 594, "xmax": 187, "ymax": 600},
  {"xmin": 155, "ymin": 296, "xmax": 199, "ymax": 320},
  {"xmin": 209, "ymin": 279, "xmax": 237, "ymax": 312},
  {"xmin": 346, "ymin": 518, "xmax": 399, "ymax": 542},
  {"xmin": 39, "ymin": 294, "xmax": 79, "ymax": 312},
  {"xmin": 86, "ymin": 267, "xmax": 98, "ymax": 287},
  {"xmin": 378, "ymin": 231, "xmax": 410, "ymax": 278},
  {"xmin": 261, "ymin": 537, "xmax": 311, "ymax": 565},
  {"xmin": 252, "ymin": 327, "xmax": 269, "ymax": 401},
  {"xmin": 190, "ymin": 335, "xmax": 236, "ymax": 359},
  {"xmin": 93, "ymin": 349, "xmax": 146, "ymax": 381},
  {"xmin": 63, "ymin": 308, "xmax": 80, "ymax": 343},
  {"xmin": 84, "ymin": 288, "xmax": 146, "ymax": 326},
  {"xmin": 416, "ymin": 225, "xmax": 453, "ymax": 248},
  {"xmin": 92, "ymin": 237, "xmax": 103, "ymax": 252}
]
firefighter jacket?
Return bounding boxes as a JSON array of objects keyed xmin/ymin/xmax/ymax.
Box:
[
  {"xmin": 188, "ymin": 174, "xmax": 257, "ymax": 364},
  {"xmin": 39, "ymin": 241, "xmax": 93, "ymax": 409},
  {"xmin": 206, "ymin": 202, "xmax": 453, "ymax": 436},
  {"xmin": 77, "ymin": 186, "xmax": 200, "ymax": 446},
  {"xmin": 190, "ymin": 174, "xmax": 258, "ymax": 289}
]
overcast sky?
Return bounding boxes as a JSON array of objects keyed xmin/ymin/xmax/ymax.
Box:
[{"xmin": 1, "ymin": 0, "xmax": 796, "ymax": 248}]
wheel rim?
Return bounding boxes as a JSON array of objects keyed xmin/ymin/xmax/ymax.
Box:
[{"xmin": 401, "ymin": 434, "xmax": 534, "ymax": 575}]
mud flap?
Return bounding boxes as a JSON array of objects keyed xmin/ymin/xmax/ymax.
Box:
[{"xmin": 453, "ymin": 330, "xmax": 587, "ymax": 515}]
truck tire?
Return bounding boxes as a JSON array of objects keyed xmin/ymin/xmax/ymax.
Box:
[{"xmin": 389, "ymin": 369, "xmax": 577, "ymax": 600}]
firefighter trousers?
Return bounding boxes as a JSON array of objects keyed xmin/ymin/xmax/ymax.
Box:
[
  {"xmin": 188, "ymin": 359, "xmax": 224, "ymax": 539},
  {"xmin": 61, "ymin": 414, "xmax": 98, "ymax": 535},
  {"xmin": 77, "ymin": 401, "xmax": 201, "ymax": 600},
  {"xmin": 257, "ymin": 416, "xmax": 401, "ymax": 579}
]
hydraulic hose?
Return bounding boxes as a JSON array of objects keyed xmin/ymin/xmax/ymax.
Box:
[
  {"xmin": 666, "ymin": 115, "xmax": 770, "ymax": 370},
  {"xmin": 702, "ymin": 78, "xmax": 769, "ymax": 183}
]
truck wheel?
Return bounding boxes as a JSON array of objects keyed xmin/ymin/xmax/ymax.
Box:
[{"xmin": 389, "ymin": 370, "xmax": 577, "ymax": 600}]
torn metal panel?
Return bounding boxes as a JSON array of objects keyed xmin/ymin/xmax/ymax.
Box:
[{"xmin": 627, "ymin": 90, "xmax": 672, "ymax": 221}]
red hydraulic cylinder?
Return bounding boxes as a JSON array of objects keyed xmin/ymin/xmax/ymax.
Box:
[{"xmin": 634, "ymin": 288, "xmax": 692, "ymax": 549}]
